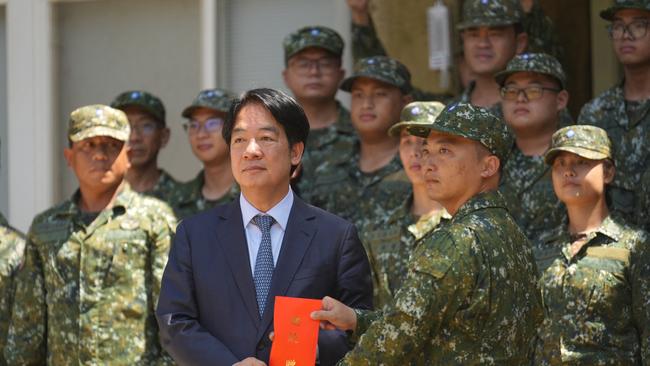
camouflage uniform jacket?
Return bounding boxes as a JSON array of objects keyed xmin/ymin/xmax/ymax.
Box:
[
  {"xmin": 360, "ymin": 195, "xmax": 450, "ymax": 309},
  {"xmin": 296, "ymin": 102, "xmax": 357, "ymax": 203},
  {"xmin": 4, "ymin": 184, "xmax": 176, "ymax": 365},
  {"xmin": 0, "ymin": 213, "xmax": 26, "ymax": 365},
  {"xmin": 578, "ymin": 81, "xmax": 650, "ymax": 223},
  {"xmin": 341, "ymin": 191, "xmax": 543, "ymax": 365},
  {"xmin": 140, "ymin": 169, "xmax": 182, "ymax": 204},
  {"xmin": 310, "ymin": 145, "xmax": 411, "ymax": 230},
  {"xmin": 169, "ymin": 170, "xmax": 239, "ymax": 220},
  {"xmin": 534, "ymin": 215, "xmax": 650, "ymax": 365},
  {"xmin": 635, "ymin": 167, "xmax": 650, "ymax": 232},
  {"xmin": 500, "ymin": 145, "xmax": 566, "ymax": 246}
]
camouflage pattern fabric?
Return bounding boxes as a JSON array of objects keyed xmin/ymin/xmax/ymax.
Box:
[
  {"xmin": 388, "ymin": 101, "xmax": 447, "ymax": 137},
  {"xmin": 0, "ymin": 213, "xmax": 26, "ymax": 365},
  {"xmin": 636, "ymin": 167, "xmax": 650, "ymax": 231},
  {"xmin": 600, "ymin": 0, "xmax": 650, "ymax": 20},
  {"xmin": 296, "ymin": 102, "xmax": 357, "ymax": 203},
  {"xmin": 283, "ymin": 25, "xmax": 344, "ymax": 62},
  {"xmin": 139, "ymin": 169, "xmax": 183, "ymax": 205},
  {"xmin": 454, "ymin": 81, "xmax": 505, "ymax": 118},
  {"xmin": 68, "ymin": 104, "xmax": 130, "ymax": 143},
  {"xmin": 181, "ymin": 88, "xmax": 236, "ymax": 119},
  {"xmin": 523, "ymin": 0, "xmax": 564, "ymax": 60},
  {"xmin": 169, "ymin": 170, "xmax": 239, "ymax": 220},
  {"xmin": 534, "ymin": 215, "xmax": 650, "ymax": 364},
  {"xmin": 340, "ymin": 56, "xmax": 413, "ymax": 94},
  {"xmin": 545, "ymin": 125, "xmax": 612, "ymax": 164},
  {"xmin": 457, "ymin": 0, "xmax": 523, "ymax": 30},
  {"xmin": 577, "ymin": 82, "xmax": 650, "ymax": 222},
  {"xmin": 407, "ymin": 102, "xmax": 514, "ymax": 162},
  {"xmin": 341, "ymin": 191, "xmax": 542, "ymax": 365},
  {"xmin": 4, "ymin": 184, "xmax": 176, "ymax": 365},
  {"xmin": 111, "ymin": 90, "xmax": 166, "ymax": 124},
  {"xmin": 500, "ymin": 145, "xmax": 566, "ymax": 249},
  {"xmin": 359, "ymin": 195, "xmax": 450, "ymax": 309},
  {"xmin": 309, "ymin": 145, "xmax": 411, "ymax": 231},
  {"xmin": 495, "ymin": 52, "xmax": 567, "ymax": 88}
]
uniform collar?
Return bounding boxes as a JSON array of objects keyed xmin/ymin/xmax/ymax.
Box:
[
  {"xmin": 55, "ymin": 182, "xmax": 132, "ymax": 219},
  {"xmin": 452, "ymin": 190, "xmax": 507, "ymax": 221}
]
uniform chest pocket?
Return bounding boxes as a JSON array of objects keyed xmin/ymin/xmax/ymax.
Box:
[
  {"xmin": 365, "ymin": 229, "xmax": 403, "ymax": 264},
  {"xmin": 582, "ymin": 247, "xmax": 631, "ymax": 315},
  {"xmin": 104, "ymin": 230, "xmax": 149, "ymax": 286}
]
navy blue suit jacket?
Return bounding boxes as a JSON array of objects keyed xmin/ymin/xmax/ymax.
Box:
[{"xmin": 156, "ymin": 197, "xmax": 372, "ymax": 366}]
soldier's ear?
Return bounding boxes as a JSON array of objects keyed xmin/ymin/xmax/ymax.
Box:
[
  {"xmin": 515, "ymin": 32, "xmax": 528, "ymax": 54},
  {"xmin": 63, "ymin": 147, "xmax": 74, "ymax": 168},
  {"xmin": 160, "ymin": 127, "xmax": 171, "ymax": 148},
  {"xmin": 603, "ymin": 159, "xmax": 615, "ymax": 184},
  {"xmin": 556, "ymin": 90, "xmax": 569, "ymax": 112},
  {"xmin": 479, "ymin": 154, "xmax": 500, "ymax": 179}
]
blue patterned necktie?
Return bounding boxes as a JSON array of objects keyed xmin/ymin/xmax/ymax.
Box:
[{"xmin": 252, "ymin": 214, "xmax": 275, "ymax": 317}]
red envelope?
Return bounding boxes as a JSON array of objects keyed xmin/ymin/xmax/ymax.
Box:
[{"xmin": 269, "ymin": 296, "xmax": 322, "ymax": 366}]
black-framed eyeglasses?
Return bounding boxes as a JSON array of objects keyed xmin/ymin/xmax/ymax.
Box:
[
  {"xmin": 183, "ymin": 118, "xmax": 224, "ymax": 135},
  {"xmin": 607, "ymin": 19, "xmax": 649, "ymax": 40},
  {"xmin": 289, "ymin": 57, "xmax": 340, "ymax": 75},
  {"xmin": 500, "ymin": 86, "xmax": 561, "ymax": 101}
]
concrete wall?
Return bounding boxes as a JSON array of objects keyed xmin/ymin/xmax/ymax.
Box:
[
  {"xmin": 55, "ymin": 0, "xmax": 202, "ymax": 199},
  {"xmin": 0, "ymin": 5, "xmax": 6, "ymax": 218},
  {"xmin": 223, "ymin": 0, "xmax": 351, "ymax": 105}
]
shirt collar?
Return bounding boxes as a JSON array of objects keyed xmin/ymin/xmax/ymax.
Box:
[
  {"xmin": 240, "ymin": 188, "xmax": 294, "ymax": 231},
  {"xmin": 452, "ymin": 190, "xmax": 507, "ymax": 221}
]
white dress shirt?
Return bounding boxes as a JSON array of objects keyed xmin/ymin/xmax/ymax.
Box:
[{"xmin": 240, "ymin": 188, "xmax": 294, "ymax": 276}]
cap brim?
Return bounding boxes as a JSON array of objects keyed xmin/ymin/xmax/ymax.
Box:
[
  {"xmin": 340, "ymin": 74, "xmax": 408, "ymax": 94},
  {"xmin": 494, "ymin": 69, "xmax": 565, "ymax": 89},
  {"xmin": 457, "ymin": 19, "xmax": 519, "ymax": 30},
  {"xmin": 113, "ymin": 102, "xmax": 165, "ymax": 124},
  {"xmin": 286, "ymin": 44, "xmax": 342, "ymax": 62},
  {"xmin": 388, "ymin": 122, "xmax": 411, "ymax": 137},
  {"xmin": 69, "ymin": 126, "xmax": 129, "ymax": 142},
  {"xmin": 544, "ymin": 146, "xmax": 610, "ymax": 164},
  {"xmin": 599, "ymin": 5, "xmax": 649, "ymax": 20}
]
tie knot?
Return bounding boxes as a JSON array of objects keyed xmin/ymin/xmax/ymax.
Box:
[{"xmin": 253, "ymin": 214, "xmax": 274, "ymax": 231}]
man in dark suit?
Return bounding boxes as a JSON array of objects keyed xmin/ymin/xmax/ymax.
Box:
[{"xmin": 156, "ymin": 88, "xmax": 373, "ymax": 366}]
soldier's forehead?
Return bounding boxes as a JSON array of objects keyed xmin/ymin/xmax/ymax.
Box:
[
  {"xmin": 351, "ymin": 77, "xmax": 398, "ymax": 91},
  {"xmin": 425, "ymin": 131, "xmax": 471, "ymax": 145}
]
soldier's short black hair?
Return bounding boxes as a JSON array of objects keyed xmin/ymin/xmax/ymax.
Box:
[{"xmin": 223, "ymin": 88, "xmax": 310, "ymax": 149}]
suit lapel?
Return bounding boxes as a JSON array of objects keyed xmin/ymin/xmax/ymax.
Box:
[
  {"xmin": 215, "ymin": 200, "xmax": 260, "ymax": 327},
  {"xmin": 257, "ymin": 198, "xmax": 317, "ymax": 340}
]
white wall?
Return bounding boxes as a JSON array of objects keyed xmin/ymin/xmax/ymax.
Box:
[
  {"xmin": 0, "ymin": 5, "xmax": 7, "ymax": 219},
  {"xmin": 223, "ymin": 0, "xmax": 351, "ymax": 105},
  {"xmin": 55, "ymin": 0, "xmax": 203, "ymax": 198}
]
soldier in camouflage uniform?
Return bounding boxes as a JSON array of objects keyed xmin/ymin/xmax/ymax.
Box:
[
  {"xmin": 281, "ymin": 26, "xmax": 357, "ymax": 202},
  {"xmin": 111, "ymin": 90, "xmax": 181, "ymax": 203},
  {"xmin": 309, "ymin": 56, "xmax": 413, "ymax": 230},
  {"xmin": 577, "ymin": 0, "xmax": 650, "ymax": 225},
  {"xmin": 312, "ymin": 102, "xmax": 542, "ymax": 364},
  {"xmin": 170, "ymin": 88, "xmax": 239, "ymax": 219},
  {"xmin": 0, "ymin": 213, "xmax": 25, "ymax": 365},
  {"xmin": 496, "ymin": 53, "xmax": 569, "ymax": 252},
  {"xmin": 348, "ymin": 0, "xmax": 563, "ymax": 62},
  {"xmin": 534, "ymin": 125, "xmax": 650, "ymax": 364},
  {"xmin": 4, "ymin": 105, "xmax": 176, "ymax": 365},
  {"xmin": 360, "ymin": 101, "xmax": 450, "ymax": 309}
]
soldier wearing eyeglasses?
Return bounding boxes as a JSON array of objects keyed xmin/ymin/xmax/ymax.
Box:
[
  {"xmin": 281, "ymin": 26, "xmax": 357, "ymax": 203},
  {"xmin": 578, "ymin": 0, "xmax": 650, "ymax": 225},
  {"xmin": 170, "ymin": 89, "xmax": 240, "ymax": 219},
  {"xmin": 111, "ymin": 90, "xmax": 181, "ymax": 202},
  {"xmin": 497, "ymin": 53, "xmax": 569, "ymax": 256}
]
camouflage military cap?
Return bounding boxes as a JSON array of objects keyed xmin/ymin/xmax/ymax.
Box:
[
  {"xmin": 457, "ymin": 0, "xmax": 523, "ymax": 30},
  {"xmin": 600, "ymin": 0, "xmax": 650, "ymax": 20},
  {"xmin": 283, "ymin": 26, "xmax": 344, "ymax": 63},
  {"xmin": 388, "ymin": 101, "xmax": 446, "ymax": 137},
  {"xmin": 110, "ymin": 90, "xmax": 166, "ymax": 124},
  {"xmin": 495, "ymin": 53, "xmax": 567, "ymax": 89},
  {"xmin": 407, "ymin": 102, "xmax": 514, "ymax": 162},
  {"xmin": 68, "ymin": 104, "xmax": 130, "ymax": 142},
  {"xmin": 545, "ymin": 125, "xmax": 613, "ymax": 164},
  {"xmin": 181, "ymin": 88, "xmax": 236, "ymax": 119},
  {"xmin": 340, "ymin": 56, "xmax": 412, "ymax": 94}
]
